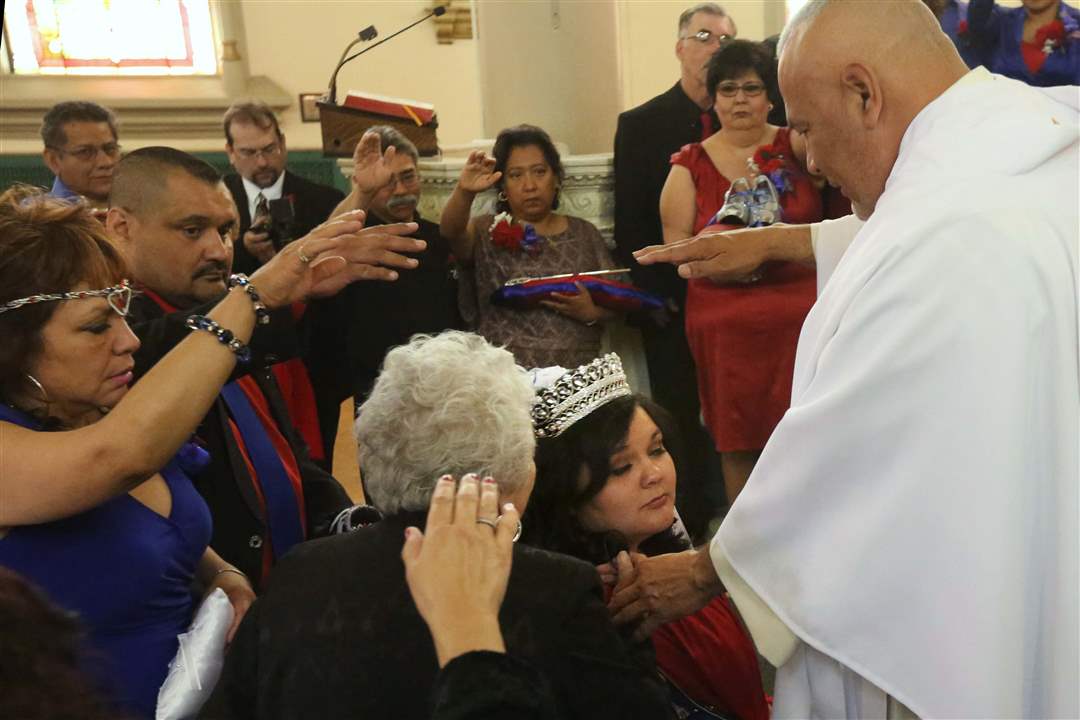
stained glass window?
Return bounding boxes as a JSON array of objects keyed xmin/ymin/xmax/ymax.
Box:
[{"xmin": 3, "ymin": 0, "xmax": 218, "ymax": 76}]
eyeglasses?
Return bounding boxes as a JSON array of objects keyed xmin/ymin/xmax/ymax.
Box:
[
  {"xmin": 390, "ymin": 169, "xmax": 419, "ymax": 187},
  {"xmin": 48, "ymin": 142, "xmax": 122, "ymax": 163},
  {"xmin": 716, "ymin": 81, "xmax": 767, "ymax": 98},
  {"xmin": 683, "ymin": 29, "xmax": 730, "ymax": 46},
  {"xmin": 234, "ymin": 142, "xmax": 282, "ymax": 160},
  {"xmin": 0, "ymin": 280, "xmax": 135, "ymax": 317}
]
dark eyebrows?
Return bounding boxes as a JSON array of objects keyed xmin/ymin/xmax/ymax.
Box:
[{"xmin": 172, "ymin": 214, "xmax": 213, "ymax": 228}]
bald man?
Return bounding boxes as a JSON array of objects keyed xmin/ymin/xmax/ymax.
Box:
[{"xmin": 609, "ymin": 2, "xmax": 1078, "ymax": 718}]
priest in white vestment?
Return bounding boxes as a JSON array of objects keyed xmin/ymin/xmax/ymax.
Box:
[{"xmin": 613, "ymin": 2, "xmax": 1078, "ymax": 718}]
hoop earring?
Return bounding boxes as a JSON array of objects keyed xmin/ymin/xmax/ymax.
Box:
[
  {"xmin": 25, "ymin": 373, "xmax": 50, "ymax": 405},
  {"xmin": 497, "ymin": 191, "xmax": 508, "ymax": 203}
]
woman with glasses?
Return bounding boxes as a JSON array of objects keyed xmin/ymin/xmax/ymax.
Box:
[
  {"xmin": 659, "ymin": 40, "xmax": 825, "ymax": 505},
  {"xmin": 441, "ymin": 124, "xmax": 618, "ymax": 368},
  {"xmin": 0, "ymin": 187, "xmax": 352, "ymax": 718}
]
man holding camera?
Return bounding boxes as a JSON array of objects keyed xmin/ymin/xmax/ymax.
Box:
[
  {"xmin": 222, "ymin": 101, "xmax": 346, "ymax": 466},
  {"xmin": 223, "ymin": 101, "xmax": 345, "ymax": 276}
]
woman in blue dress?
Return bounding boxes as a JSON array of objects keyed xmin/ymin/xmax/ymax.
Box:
[
  {"xmin": 967, "ymin": 0, "xmax": 1080, "ymax": 86},
  {"xmin": 0, "ymin": 187, "xmax": 361, "ymax": 717}
]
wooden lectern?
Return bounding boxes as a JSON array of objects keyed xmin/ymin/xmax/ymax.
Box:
[{"xmin": 317, "ymin": 94, "xmax": 439, "ymax": 158}]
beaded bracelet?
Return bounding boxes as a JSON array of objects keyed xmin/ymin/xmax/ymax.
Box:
[
  {"xmin": 227, "ymin": 273, "xmax": 270, "ymax": 325},
  {"xmin": 185, "ymin": 314, "xmax": 252, "ymax": 363}
]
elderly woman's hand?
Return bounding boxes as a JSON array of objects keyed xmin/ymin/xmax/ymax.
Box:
[
  {"xmin": 457, "ymin": 150, "xmax": 502, "ymax": 194},
  {"xmin": 402, "ymin": 474, "xmax": 519, "ymax": 667}
]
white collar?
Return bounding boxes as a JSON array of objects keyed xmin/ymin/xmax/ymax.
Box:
[{"xmin": 241, "ymin": 171, "xmax": 286, "ymax": 220}]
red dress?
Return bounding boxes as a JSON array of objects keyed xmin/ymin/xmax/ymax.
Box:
[
  {"xmin": 653, "ymin": 595, "xmax": 770, "ymax": 719},
  {"xmin": 672, "ymin": 129, "xmax": 822, "ymax": 451}
]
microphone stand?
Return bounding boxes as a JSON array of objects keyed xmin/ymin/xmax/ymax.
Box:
[
  {"xmin": 327, "ymin": 25, "xmax": 378, "ymax": 105},
  {"xmin": 325, "ymin": 6, "xmax": 446, "ymax": 104},
  {"xmin": 341, "ymin": 6, "xmax": 445, "ymax": 66}
]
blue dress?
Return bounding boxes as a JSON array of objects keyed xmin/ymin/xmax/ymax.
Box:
[
  {"xmin": 968, "ymin": 0, "xmax": 1080, "ymax": 86},
  {"xmin": 0, "ymin": 405, "xmax": 212, "ymax": 719},
  {"xmin": 940, "ymin": 0, "xmax": 988, "ymax": 68}
]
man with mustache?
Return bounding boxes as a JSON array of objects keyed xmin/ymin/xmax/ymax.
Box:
[
  {"xmin": 331, "ymin": 126, "xmax": 461, "ymax": 404},
  {"xmin": 41, "ymin": 101, "xmax": 120, "ymax": 210},
  {"xmin": 106, "ymin": 146, "xmax": 425, "ymax": 587}
]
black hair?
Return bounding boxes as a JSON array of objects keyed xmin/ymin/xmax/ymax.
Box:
[
  {"xmin": 40, "ymin": 101, "xmax": 118, "ymax": 149},
  {"xmin": 109, "ymin": 146, "xmax": 222, "ymax": 213},
  {"xmin": 491, "ymin": 124, "xmax": 564, "ymax": 213},
  {"xmin": 705, "ymin": 39, "xmax": 777, "ymax": 100},
  {"xmin": 522, "ymin": 394, "xmax": 690, "ymax": 565}
]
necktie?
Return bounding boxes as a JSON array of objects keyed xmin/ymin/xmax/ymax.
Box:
[
  {"xmin": 254, "ymin": 193, "xmax": 268, "ymax": 223},
  {"xmin": 700, "ymin": 111, "xmax": 716, "ymax": 140}
]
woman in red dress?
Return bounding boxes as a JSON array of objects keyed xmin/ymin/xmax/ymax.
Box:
[{"xmin": 660, "ymin": 40, "xmax": 822, "ymax": 504}]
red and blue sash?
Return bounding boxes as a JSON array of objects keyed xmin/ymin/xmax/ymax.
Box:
[{"xmin": 140, "ymin": 288, "xmax": 307, "ymax": 569}]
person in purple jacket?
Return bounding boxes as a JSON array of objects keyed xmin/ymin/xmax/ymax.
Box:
[{"xmin": 967, "ymin": 0, "xmax": 1080, "ymax": 86}]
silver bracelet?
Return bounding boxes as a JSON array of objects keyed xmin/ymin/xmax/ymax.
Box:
[{"xmin": 213, "ymin": 567, "xmax": 247, "ymax": 581}]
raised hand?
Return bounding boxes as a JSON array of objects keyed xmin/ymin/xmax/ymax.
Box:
[
  {"xmin": 351, "ymin": 130, "xmax": 397, "ymax": 195},
  {"xmin": 249, "ymin": 209, "xmax": 426, "ymax": 306},
  {"xmin": 457, "ymin": 150, "xmax": 502, "ymax": 194}
]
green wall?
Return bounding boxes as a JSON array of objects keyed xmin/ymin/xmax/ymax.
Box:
[{"xmin": 0, "ymin": 150, "xmax": 350, "ymax": 195}]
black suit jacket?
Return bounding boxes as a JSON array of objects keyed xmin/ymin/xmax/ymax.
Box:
[
  {"xmin": 128, "ymin": 293, "xmax": 352, "ymax": 587},
  {"xmin": 224, "ymin": 170, "xmax": 345, "ymax": 276},
  {"xmin": 341, "ymin": 213, "xmax": 462, "ymax": 402},
  {"xmin": 613, "ymin": 83, "xmax": 717, "ymax": 306},
  {"xmin": 200, "ymin": 514, "xmax": 671, "ymax": 720},
  {"xmin": 224, "ymin": 169, "xmax": 345, "ymax": 461}
]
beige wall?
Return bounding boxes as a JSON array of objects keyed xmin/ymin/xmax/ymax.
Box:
[
  {"xmin": 476, "ymin": 0, "xmax": 623, "ymax": 155},
  {"xmin": 241, "ymin": 0, "xmax": 484, "ymax": 151}
]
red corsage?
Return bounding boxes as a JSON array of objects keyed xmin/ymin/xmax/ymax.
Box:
[
  {"xmin": 752, "ymin": 144, "xmax": 786, "ymax": 176},
  {"xmin": 489, "ymin": 212, "xmax": 542, "ymax": 254},
  {"xmin": 1037, "ymin": 20, "xmax": 1066, "ymax": 54}
]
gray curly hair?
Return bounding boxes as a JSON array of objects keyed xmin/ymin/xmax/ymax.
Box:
[{"xmin": 356, "ymin": 331, "xmax": 536, "ymax": 515}]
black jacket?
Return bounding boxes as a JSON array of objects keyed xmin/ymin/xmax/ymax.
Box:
[
  {"xmin": 342, "ymin": 213, "xmax": 462, "ymax": 401},
  {"xmin": 613, "ymin": 83, "xmax": 717, "ymax": 306},
  {"xmin": 128, "ymin": 293, "xmax": 352, "ymax": 587},
  {"xmin": 224, "ymin": 170, "xmax": 345, "ymax": 276},
  {"xmin": 224, "ymin": 169, "xmax": 346, "ymax": 462},
  {"xmin": 200, "ymin": 514, "xmax": 671, "ymax": 720}
]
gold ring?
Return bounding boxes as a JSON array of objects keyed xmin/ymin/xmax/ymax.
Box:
[{"xmin": 297, "ymin": 245, "xmax": 312, "ymax": 264}]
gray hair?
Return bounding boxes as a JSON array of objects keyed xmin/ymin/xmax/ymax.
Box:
[
  {"xmin": 366, "ymin": 125, "xmax": 420, "ymax": 164},
  {"xmin": 778, "ymin": 0, "xmax": 829, "ymax": 55},
  {"xmin": 356, "ymin": 331, "xmax": 536, "ymax": 515},
  {"xmin": 40, "ymin": 101, "xmax": 118, "ymax": 149},
  {"xmin": 678, "ymin": 3, "xmax": 734, "ymax": 38}
]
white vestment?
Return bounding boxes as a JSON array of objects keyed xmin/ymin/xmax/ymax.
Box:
[{"xmin": 711, "ymin": 68, "xmax": 1079, "ymax": 719}]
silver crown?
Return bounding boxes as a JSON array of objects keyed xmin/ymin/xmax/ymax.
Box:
[{"xmin": 532, "ymin": 353, "xmax": 632, "ymax": 439}]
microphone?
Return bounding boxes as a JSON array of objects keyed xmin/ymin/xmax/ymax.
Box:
[
  {"xmin": 326, "ymin": 6, "xmax": 446, "ymax": 104},
  {"xmin": 326, "ymin": 25, "xmax": 379, "ymax": 105}
]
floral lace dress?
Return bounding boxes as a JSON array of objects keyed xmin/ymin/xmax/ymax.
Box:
[{"xmin": 459, "ymin": 214, "xmax": 614, "ymax": 368}]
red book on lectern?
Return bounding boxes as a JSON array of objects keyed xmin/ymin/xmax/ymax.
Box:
[{"xmin": 343, "ymin": 91, "xmax": 436, "ymax": 126}]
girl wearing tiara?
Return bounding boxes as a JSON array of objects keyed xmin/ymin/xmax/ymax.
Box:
[{"xmin": 524, "ymin": 355, "xmax": 769, "ymax": 720}]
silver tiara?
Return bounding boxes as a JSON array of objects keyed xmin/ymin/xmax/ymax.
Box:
[{"xmin": 532, "ymin": 353, "xmax": 631, "ymax": 439}]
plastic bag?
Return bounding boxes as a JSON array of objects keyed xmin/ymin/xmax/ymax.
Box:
[{"xmin": 155, "ymin": 588, "xmax": 234, "ymax": 720}]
